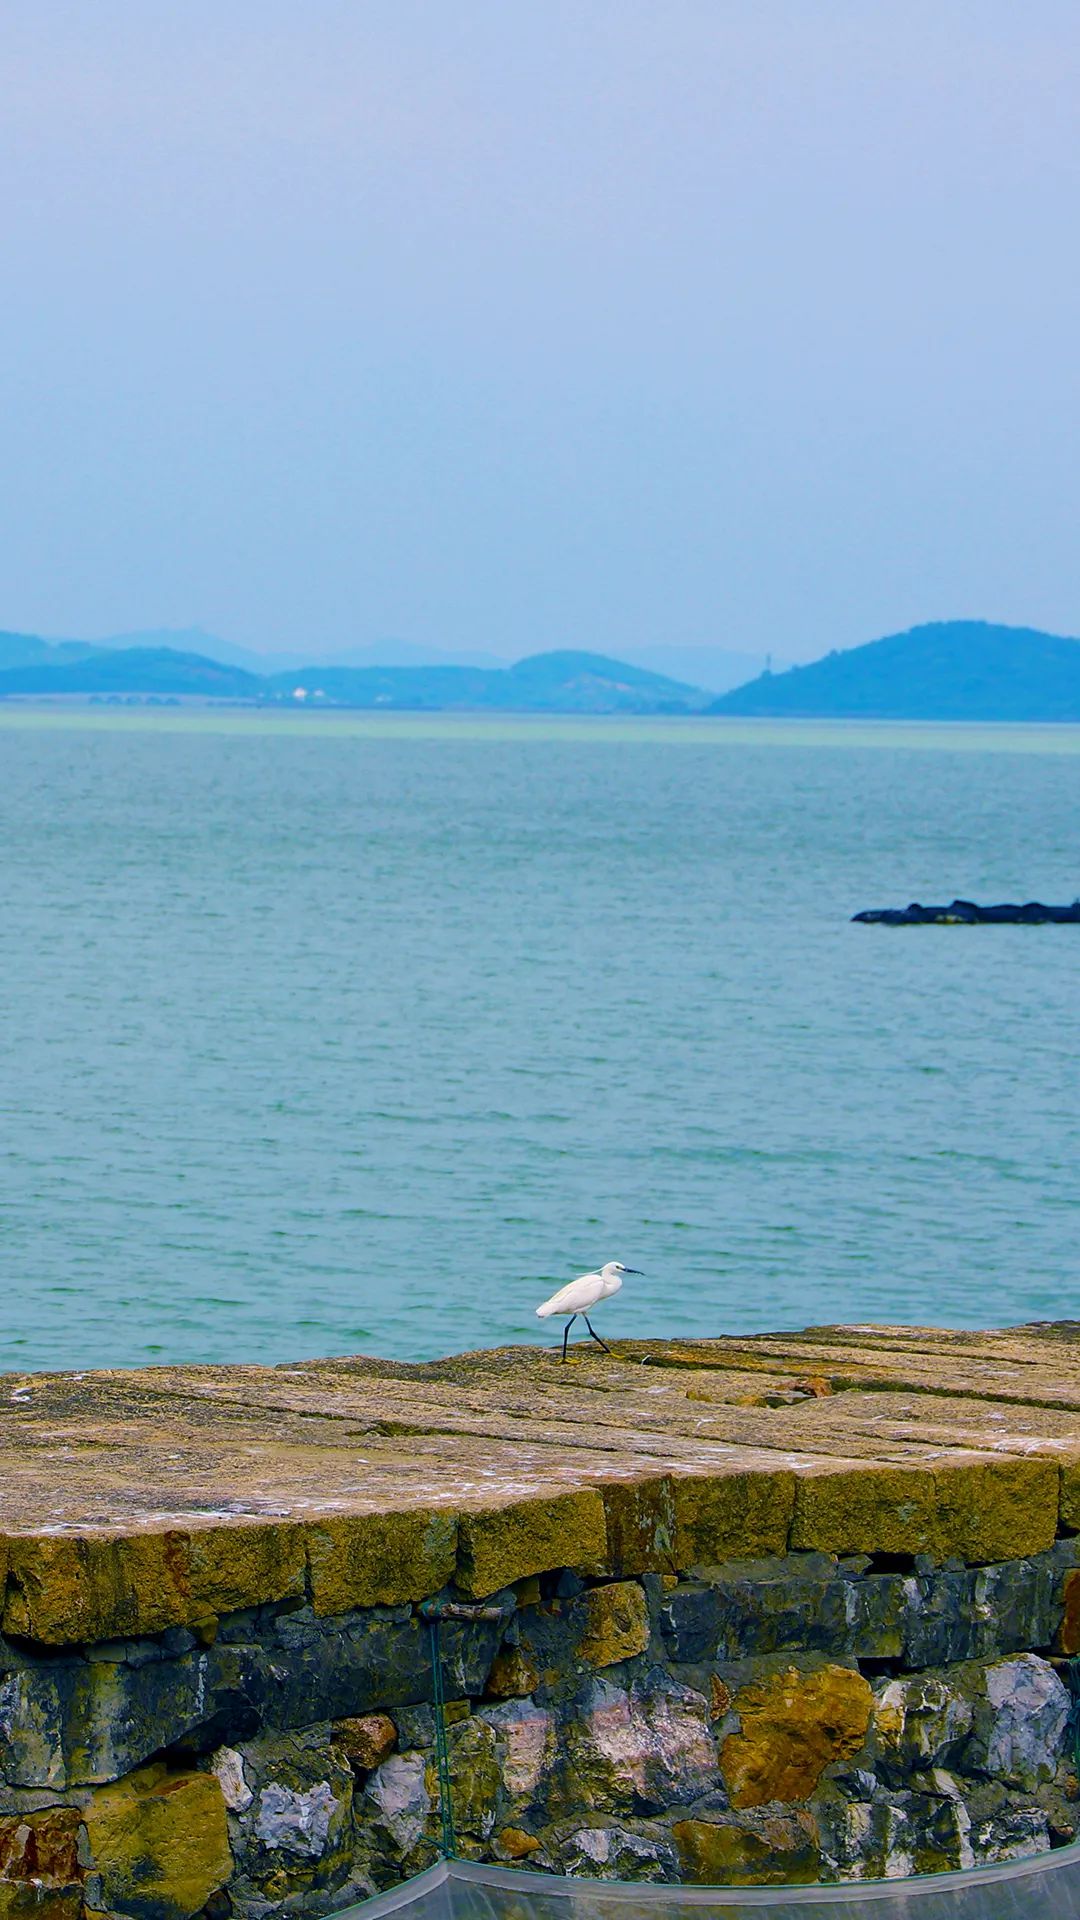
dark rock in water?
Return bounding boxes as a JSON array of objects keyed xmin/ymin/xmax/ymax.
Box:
[{"xmin": 853, "ymin": 899, "xmax": 1080, "ymax": 926}]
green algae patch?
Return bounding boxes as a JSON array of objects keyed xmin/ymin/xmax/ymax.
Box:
[
  {"xmin": 456, "ymin": 1489, "xmax": 606, "ymax": 1596},
  {"xmin": 306, "ymin": 1509, "xmax": 458, "ymax": 1612}
]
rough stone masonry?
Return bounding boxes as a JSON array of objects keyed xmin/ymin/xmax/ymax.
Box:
[{"xmin": 5, "ymin": 1323, "xmax": 1080, "ymax": 1917}]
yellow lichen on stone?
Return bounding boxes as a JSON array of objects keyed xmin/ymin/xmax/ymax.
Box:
[
  {"xmin": 721, "ymin": 1665, "xmax": 873, "ymax": 1808},
  {"xmin": 456, "ymin": 1490, "xmax": 607, "ymax": 1598},
  {"xmin": 790, "ymin": 1464, "xmax": 935, "ymax": 1557},
  {"xmin": 932, "ymin": 1458, "xmax": 1058, "ymax": 1562},
  {"xmin": 673, "ymin": 1469, "xmax": 795, "ymax": 1568},
  {"xmin": 188, "ymin": 1520, "xmax": 307, "ymax": 1618},
  {"xmin": 672, "ymin": 1809, "xmax": 820, "ymax": 1886},
  {"xmin": 0, "ymin": 1883, "xmax": 83, "ymax": 1920},
  {"xmin": 600, "ymin": 1476, "xmax": 676, "ymax": 1576},
  {"xmin": 2, "ymin": 1521, "xmax": 312, "ymax": 1645},
  {"xmin": 576, "ymin": 1581, "xmax": 650, "ymax": 1666},
  {"xmin": 1059, "ymin": 1461, "xmax": 1080, "ymax": 1534},
  {"xmin": 3, "ymin": 1533, "xmax": 194, "ymax": 1645},
  {"xmin": 83, "ymin": 1764, "xmax": 231, "ymax": 1920},
  {"xmin": 485, "ymin": 1647, "xmax": 540, "ymax": 1699},
  {"xmin": 306, "ymin": 1509, "xmax": 458, "ymax": 1612},
  {"xmin": 790, "ymin": 1457, "xmax": 1057, "ymax": 1562}
]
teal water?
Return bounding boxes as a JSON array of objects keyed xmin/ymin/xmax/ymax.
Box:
[{"xmin": 2, "ymin": 710, "xmax": 1078, "ymax": 1372}]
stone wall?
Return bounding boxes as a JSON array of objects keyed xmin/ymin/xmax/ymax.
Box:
[{"xmin": 4, "ymin": 1543, "xmax": 1080, "ymax": 1919}]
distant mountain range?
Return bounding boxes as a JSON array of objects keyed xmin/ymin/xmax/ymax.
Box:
[
  {"xmin": 0, "ymin": 633, "xmax": 711, "ymax": 714},
  {"xmin": 709, "ymin": 621, "xmax": 1080, "ymax": 722},
  {"xmin": 2, "ymin": 619, "xmax": 1079, "ymax": 719}
]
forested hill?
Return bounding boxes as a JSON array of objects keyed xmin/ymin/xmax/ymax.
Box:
[
  {"xmin": 0, "ymin": 637, "xmax": 710, "ymax": 714},
  {"xmin": 710, "ymin": 622, "xmax": 1080, "ymax": 721}
]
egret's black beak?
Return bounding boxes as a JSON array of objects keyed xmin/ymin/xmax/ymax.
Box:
[{"xmin": 623, "ymin": 1268, "xmax": 643, "ymax": 1275}]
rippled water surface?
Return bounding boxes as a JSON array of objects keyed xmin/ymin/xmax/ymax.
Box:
[{"xmin": 2, "ymin": 709, "xmax": 1078, "ymax": 1372}]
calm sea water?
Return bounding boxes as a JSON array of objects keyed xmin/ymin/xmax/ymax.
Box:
[{"xmin": 2, "ymin": 709, "xmax": 1078, "ymax": 1373}]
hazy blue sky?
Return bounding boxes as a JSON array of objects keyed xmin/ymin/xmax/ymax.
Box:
[{"xmin": 3, "ymin": 2, "xmax": 1080, "ymax": 663}]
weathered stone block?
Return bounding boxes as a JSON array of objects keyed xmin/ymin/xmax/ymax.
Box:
[
  {"xmin": 456, "ymin": 1492, "xmax": 606, "ymax": 1598},
  {"xmin": 672, "ymin": 1806, "xmax": 820, "ymax": 1886},
  {"xmin": 903, "ymin": 1558, "xmax": 1059, "ymax": 1671},
  {"xmin": 791, "ymin": 1460, "xmax": 1058, "ymax": 1564},
  {"xmin": 0, "ymin": 1882, "xmax": 83, "ymax": 1920},
  {"xmin": 936, "ymin": 1463, "xmax": 1059, "ymax": 1564},
  {"xmin": 333, "ymin": 1715, "xmax": 396, "ymax": 1772},
  {"xmin": 0, "ymin": 1668, "xmax": 77, "ymax": 1791},
  {"xmin": 254, "ymin": 1780, "xmax": 340, "ymax": 1860},
  {"xmin": 4, "ymin": 1536, "xmax": 193, "ymax": 1647},
  {"xmin": 82, "ymin": 1763, "xmax": 232, "ymax": 1920},
  {"xmin": 1, "ymin": 1525, "xmax": 307, "ymax": 1650},
  {"xmin": 187, "ymin": 1523, "xmax": 307, "ymax": 1620},
  {"xmin": 667, "ymin": 1557, "xmax": 907, "ymax": 1666},
  {"xmin": 874, "ymin": 1673, "xmax": 975, "ymax": 1782},
  {"xmin": 494, "ymin": 1827, "xmax": 540, "ymax": 1860},
  {"xmin": 484, "ymin": 1647, "xmax": 539, "ymax": 1700},
  {"xmin": 209, "ymin": 1746, "xmax": 253, "ymax": 1812},
  {"xmin": 358, "ymin": 1753, "xmax": 432, "ymax": 1859},
  {"xmin": 600, "ymin": 1479, "xmax": 676, "ymax": 1577},
  {"xmin": 658, "ymin": 1587, "xmax": 722, "ymax": 1664},
  {"xmin": 720, "ymin": 1664, "xmax": 873, "ymax": 1808},
  {"xmin": 1057, "ymin": 1461, "xmax": 1080, "ymax": 1535},
  {"xmin": 673, "ymin": 1473, "xmax": 795, "ymax": 1569},
  {"xmin": 259, "ymin": 1610, "xmax": 498, "ymax": 1728},
  {"xmin": 563, "ymin": 1672, "xmax": 720, "ymax": 1815},
  {"xmin": 74, "ymin": 1643, "xmax": 265, "ymax": 1786},
  {"xmin": 552, "ymin": 1822, "xmax": 678, "ymax": 1881},
  {"xmin": 306, "ymin": 1512, "xmax": 457, "ymax": 1613},
  {"xmin": 0, "ymin": 1810, "xmax": 80, "ymax": 1886},
  {"xmin": 222, "ymin": 1728, "xmax": 356, "ymax": 1910},
  {"xmin": 575, "ymin": 1583, "xmax": 649, "ymax": 1668},
  {"xmin": 446, "ymin": 1719, "xmax": 501, "ymax": 1839},
  {"xmin": 816, "ymin": 1795, "xmax": 920, "ymax": 1881},
  {"xmin": 479, "ymin": 1700, "xmax": 555, "ymax": 1813},
  {"xmin": 971, "ymin": 1806, "xmax": 1051, "ymax": 1863},
  {"xmin": 1057, "ymin": 1567, "xmax": 1080, "ymax": 1655},
  {"xmin": 968, "ymin": 1657, "xmax": 1069, "ymax": 1790}
]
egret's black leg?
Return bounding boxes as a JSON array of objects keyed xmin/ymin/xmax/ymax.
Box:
[
  {"xmin": 583, "ymin": 1316, "xmax": 612, "ymax": 1354},
  {"xmin": 561, "ymin": 1315, "xmax": 576, "ymax": 1361}
]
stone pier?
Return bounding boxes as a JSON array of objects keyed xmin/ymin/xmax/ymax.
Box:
[{"xmin": 5, "ymin": 1323, "xmax": 1080, "ymax": 1916}]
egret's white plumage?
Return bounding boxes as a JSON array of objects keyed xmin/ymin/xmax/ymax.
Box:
[{"xmin": 536, "ymin": 1262, "xmax": 642, "ymax": 1359}]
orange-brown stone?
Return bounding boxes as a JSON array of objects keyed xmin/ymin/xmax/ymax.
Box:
[
  {"xmin": 721, "ymin": 1665, "xmax": 873, "ymax": 1809},
  {"xmin": 334, "ymin": 1713, "xmax": 397, "ymax": 1771},
  {"xmin": 576, "ymin": 1581, "xmax": 650, "ymax": 1666},
  {"xmin": 1058, "ymin": 1568, "xmax": 1080, "ymax": 1656},
  {"xmin": 496, "ymin": 1827, "xmax": 542, "ymax": 1859},
  {"xmin": 0, "ymin": 1811, "xmax": 81, "ymax": 1887},
  {"xmin": 485, "ymin": 1647, "xmax": 541, "ymax": 1699}
]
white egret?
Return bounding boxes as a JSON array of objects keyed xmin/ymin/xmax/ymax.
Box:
[{"xmin": 535, "ymin": 1262, "xmax": 642, "ymax": 1361}]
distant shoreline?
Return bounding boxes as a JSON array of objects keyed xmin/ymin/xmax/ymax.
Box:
[{"xmin": 3, "ymin": 704, "xmax": 1080, "ymax": 753}]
